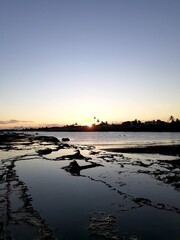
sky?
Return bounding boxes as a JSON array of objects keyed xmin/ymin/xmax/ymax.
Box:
[{"xmin": 1, "ymin": 0, "xmax": 180, "ymax": 128}]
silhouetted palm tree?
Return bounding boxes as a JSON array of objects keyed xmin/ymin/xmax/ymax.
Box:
[{"xmin": 169, "ymin": 116, "xmax": 175, "ymax": 123}]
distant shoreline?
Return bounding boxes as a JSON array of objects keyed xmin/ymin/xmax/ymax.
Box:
[
  {"xmin": 1, "ymin": 118, "xmax": 180, "ymax": 132},
  {"xmin": 1, "ymin": 129, "xmax": 180, "ymax": 133}
]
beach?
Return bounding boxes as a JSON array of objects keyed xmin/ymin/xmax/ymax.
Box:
[{"xmin": 0, "ymin": 132, "xmax": 180, "ymax": 240}]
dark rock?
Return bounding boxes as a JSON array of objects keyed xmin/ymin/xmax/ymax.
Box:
[
  {"xmin": 37, "ymin": 148, "xmax": 52, "ymax": 155},
  {"xmin": 159, "ymin": 159, "xmax": 180, "ymax": 168},
  {"xmin": 34, "ymin": 136, "xmax": 60, "ymax": 144},
  {"xmin": 68, "ymin": 161, "xmax": 81, "ymax": 175},
  {"xmin": 62, "ymin": 160, "xmax": 103, "ymax": 176},
  {"xmin": 62, "ymin": 138, "xmax": 70, "ymax": 142},
  {"xmin": 165, "ymin": 174, "xmax": 180, "ymax": 184},
  {"xmin": 137, "ymin": 170, "xmax": 150, "ymax": 174},
  {"xmin": 133, "ymin": 197, "xmax": 152, "ymax": 206},
  {"xmin": 56, "ymin": 149, "xmax": 91, "ymax": 161}
]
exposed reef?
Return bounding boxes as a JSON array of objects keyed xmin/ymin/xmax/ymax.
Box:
[
  {"xmin": 89, "ymin": 212, "xmax": 119, "ymax": 240},
  {"xmin": 0, "ymin": 133, "xmax": 60, "ymax": 239},
  {"xmin": 0, "ymin": 132, "xmax": 180, "ymax": 239}
]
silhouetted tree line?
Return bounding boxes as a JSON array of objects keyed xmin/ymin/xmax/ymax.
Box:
[{"xmin": 21, "ymin": 117, "xmax": 180, "ymax": 132}]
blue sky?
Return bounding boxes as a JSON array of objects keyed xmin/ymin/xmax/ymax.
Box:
[{"xmin": 1, "ymin": 0, "xmax": 180, "ymax": 128}]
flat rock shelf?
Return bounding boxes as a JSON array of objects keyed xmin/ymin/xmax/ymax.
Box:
[{"xmin": 0, "ymin": 132, "xmax": 180, "ymax": 240}]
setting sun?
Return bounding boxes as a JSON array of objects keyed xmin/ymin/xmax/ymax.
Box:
[{"xmin": 83, "ymin": 122, "xmax": 93, "ymax": 128}]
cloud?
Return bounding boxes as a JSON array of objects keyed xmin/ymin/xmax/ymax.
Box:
[{"xmin": 0, "ymin": 120, "xmax": 33, "ymax": 125}]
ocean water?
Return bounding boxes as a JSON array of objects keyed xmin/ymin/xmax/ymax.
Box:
[{"xmin": 29, "ymin": 131, "xmax": 180, "ymax": 148}]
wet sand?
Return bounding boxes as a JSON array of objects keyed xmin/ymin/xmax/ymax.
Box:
[{"xmin": 0, "ymin": 132, "xmax": 180, "ymax": 239}]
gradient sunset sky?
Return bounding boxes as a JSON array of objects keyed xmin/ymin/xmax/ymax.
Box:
[{"xmin": 1, "ymin": 0, "xmax": 180, "ymax": 128}]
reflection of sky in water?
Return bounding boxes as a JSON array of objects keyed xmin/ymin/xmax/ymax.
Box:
[
  {"xmin": 8, "ymin": 223, "xmax": 36, "ymax": 240},
  {"xmin": 45, "ymin": 148, "xmax": 75, "ymax": 159},
  {"xmin": 0, "ymin": 149, "xmax": 35, "ymax": 161},
  {"xmin": 15, "ymin": 152, "xmax": 180, "ymax": 240},
  {"xmin": 83, "ymin": 159, "xmax": 180, "ymax": 208},
  {"xmin": 29, "ymin": 131, "xmax": 180, "ymax": 148},
  {"xmin": 117, "ymin": 206, "xmax": 180, "ymax": 240},
  {"xmin": 15, "ymin": 159, "xmax": 121, "ymax": 239},
  {"xmin": 1, "ymin": 132, "xmax": 180, "ymax": 239}
]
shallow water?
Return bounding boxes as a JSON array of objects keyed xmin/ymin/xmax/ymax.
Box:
[
  {"xmin": 16, "ymin": 159, "xmax": 121, "ymax": 239},
  {"xmin": 1, "ymin": 132, "xmax": 180, "ymax": 239},
  {"xmin": 29, "ymin": 131, "xmax": 180, "ymax": 148},
  {"xmin": 15, "ymin": 153, "xmax": 180, "ymax": 240}
]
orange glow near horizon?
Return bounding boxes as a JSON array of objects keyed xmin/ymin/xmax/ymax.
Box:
[{"xmin": 83, "ymin": 122, "xmax": 93, "ymax": 128}]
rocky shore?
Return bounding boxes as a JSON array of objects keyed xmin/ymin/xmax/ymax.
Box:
[{"xmin": 0, "ymin": 132, "xmax": 180, "ymax": 239}]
